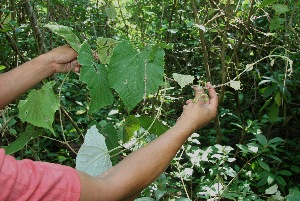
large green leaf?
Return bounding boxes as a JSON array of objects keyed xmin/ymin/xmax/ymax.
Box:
[
  {"xmin": 18, "ymin": 81, "xmax": 60, "ymax": 134},
  {"xmin": 76, "ymin": 125, "xmax": 112, "ymax": 176},
  {"xmin": 108, "ymin": 41, "xmax": 165, "ymax": 111},
  {"xmin": 4, "ymin": 125, "xmax": 42, "ymax": 155},
  {"xmin": 44, "ymin": 23, "xmax": 81, "ymax": 52},
  {"xmin": 78, "ymin": 42, "xmax": 114, "ymax": 113}
]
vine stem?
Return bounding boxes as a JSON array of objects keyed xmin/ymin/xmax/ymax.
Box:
[
  {"xmin": 203, "ymin": 54, "xmax": 293, "ymax": 90},
  {"xmin": 220, "ymin": 148, "xmax": 267, "ymax": 197},
  {"xmin": 110, "ymin": 76, "xmax": 169, "ymax": 157},
  {"xmin": 58, "ymin": 70, "xmax": 77, "ymax": 155},
  {"xmin": 174, "ymin": 147, "xmax": 190, "ymax": 199}
]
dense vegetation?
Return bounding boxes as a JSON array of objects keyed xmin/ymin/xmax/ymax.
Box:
[{"xmin": 1, "ymin": 0, "xmax": 299, "ymax": 200}]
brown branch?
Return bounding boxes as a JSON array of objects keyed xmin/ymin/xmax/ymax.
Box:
[
  {"xmin": 166, "ymin": 0, "xmax": 177, "ymax": 42},
  {"xmin": 191, "ymin": 0, "xmax": 222, "ymax": 144},
  {"xmin": 60, "ymin": 106, "xmax": 83, "ymax": 141},
  {"xmin": 116, "ymin": 0, "xmax": 129, "ymax": 37},
  {"xmin": 190, "ymin": 0, "xmax": 211, "ymax": 81},
  {"xmin": 0, "ymin": 23, "xmax": 26, "ymax": 63},
  {"xmin": 219, "ymin": 31, "xmax": 227, "ymax": 103},
  {"xmin": 25, "ymin": 0, "xmax": 47, "ymax": 54}
]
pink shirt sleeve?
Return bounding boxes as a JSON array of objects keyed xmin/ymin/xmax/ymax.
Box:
[{"xmin": 0, "ymin": 148, "xmax": 81, "ymax": 201}]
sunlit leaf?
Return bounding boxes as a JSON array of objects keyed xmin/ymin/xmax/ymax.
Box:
[
  {"xmin": 0, "ymin": 65, "xmax": 6, "ymax": 71},
  {"xmin": 265, "ymin": 184, "xmax": 278, "ymax": 195},
  {"xmin": 96, "ymin": 37, "xmax": 117, "ymax": 64},
  {"xmin": 76, "ymin": 125, "xmax": 112, "ymax": 176},
  {"xmin": 18, "ymin": 81, "xmax": 59, "ymax": 134},
  {"xmin": 247, "ymin": 143, "xmax": 259, "ymax": 153},
  {"xmin": 106, "ymin": 5, "xmax": 117, "ymax": 19},
  {"xmin": 172, "ymin": 73, "xmax": 194, "ymax": 88},
  {"xmin": 245, "ymin": 64, "xmax": 253, "ymax": 71},
  {"xmin": 267, "ymin": 174, "xmax": 275, "ymax": 185},
  {"xmin": 195, "ymin": 24, "xmax": 206, "ymax": 32},
  {"xmin": 108, "ymin": 41, "xmax": 164, "ymax": 111},
  {"xmin": 4, "ymin": 125, "xmax": 42, "ymax": 155},
  {"xmin": 44, "ymin": 23, "xmax": 81, "ymax": 52},
  {"xmin": 229, "ymin": 80, "xmax": 241, "ymax": 90},
  {"xmin": 79, "ymin": 42, "xmax": 114, "ymax": 113}
]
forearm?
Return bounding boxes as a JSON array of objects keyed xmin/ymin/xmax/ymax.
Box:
[
  {"xmin": 97, "ymin": 121, "xmax": 197, "ymax": 200},
  {"xmin": 0, "ymin": 55, "xmax": 54, "ymax": 109},
  {"xmin": 77, "ymin": 84, "xmax": 218, "ymax": 201}
]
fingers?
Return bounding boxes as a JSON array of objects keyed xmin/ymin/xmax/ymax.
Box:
[
  {"xmin": 186, "ymin": 99, "xmax": 192, "ymax": 104},
  {"xmin": 183, "ymin": 83, "xmax": 218, "ymax": 109},
  {"xmin": 206, "ymin": 82, "xmax": 218, "ymax": 109},
  {"xmin": 62, "ymin": 59, "xmax": 81, "ymax": 73},
  {"xmin": 193, "ymin": 85, "xmax": 205, "ymax": 100}
]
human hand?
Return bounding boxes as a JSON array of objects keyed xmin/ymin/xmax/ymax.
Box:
[
  {"xmin": 42, "ymin": 45, "xmax": 80, "ymax": 73},
  {"xmin": 176, "ymin": 82, "xmax": 218, "ymax": 132}
]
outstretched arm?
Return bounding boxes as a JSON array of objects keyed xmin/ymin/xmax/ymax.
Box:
[
  {"xmin": 77, "ymin": 83, "xmax": 218, "ymax": 201},
  {"xmin": 0, "ymin": 45, "xmax": 79, "ymax": 109}
]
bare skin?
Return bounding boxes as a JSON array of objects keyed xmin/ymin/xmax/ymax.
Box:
[
  {"xmin": 0, "ymin": 45, "xmax": 218, "ymax": 201},
  {"xmin": 77, "ymin": 83, "xmax": 218, "ymax": 201},
  {"xmin": 0, "ymin": 45, "xmax": 79, "ymax": 109}
]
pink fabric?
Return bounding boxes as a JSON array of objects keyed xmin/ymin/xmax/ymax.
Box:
[{"xmin": 0, "ymin": 148, "xmax": 81, "ymax": 201}]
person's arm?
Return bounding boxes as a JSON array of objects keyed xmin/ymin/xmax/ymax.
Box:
[
  {"xmin": 0, "ymin": 45, "xmax": 79, "ymax": 109},
  {"xmin": 77, "ymin": 83, "xmax": 218, "ymax": 201}
]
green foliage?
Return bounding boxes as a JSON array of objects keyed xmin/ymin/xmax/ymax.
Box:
[
  {"xmin": 18, "ymin": 81, "xmax": 60, "ymax": 134},
  {"xmin": 259, "ymin": 0, "xmax": 278, "ymax": 8},
  {"xmin": 108, "ymin": 41, "xmax": 165, "ymax": 112},
  {"xmin": 4, "ymin": 125, "xmax": 42, "ymax": 155},
  {"xmin": 1, "ymin": 0, "xmax": 299, "ymax": 200},
  {"xmin": 44, "ymin": 23, "xmax": 81, "ymax": 51},
  {"xmin": 96, "ymin": 37, "xmax": 116, "ymax": 65},
  {"xmin": 78, "ymin": 42, "xmax": 114, "ymax": 112}
]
